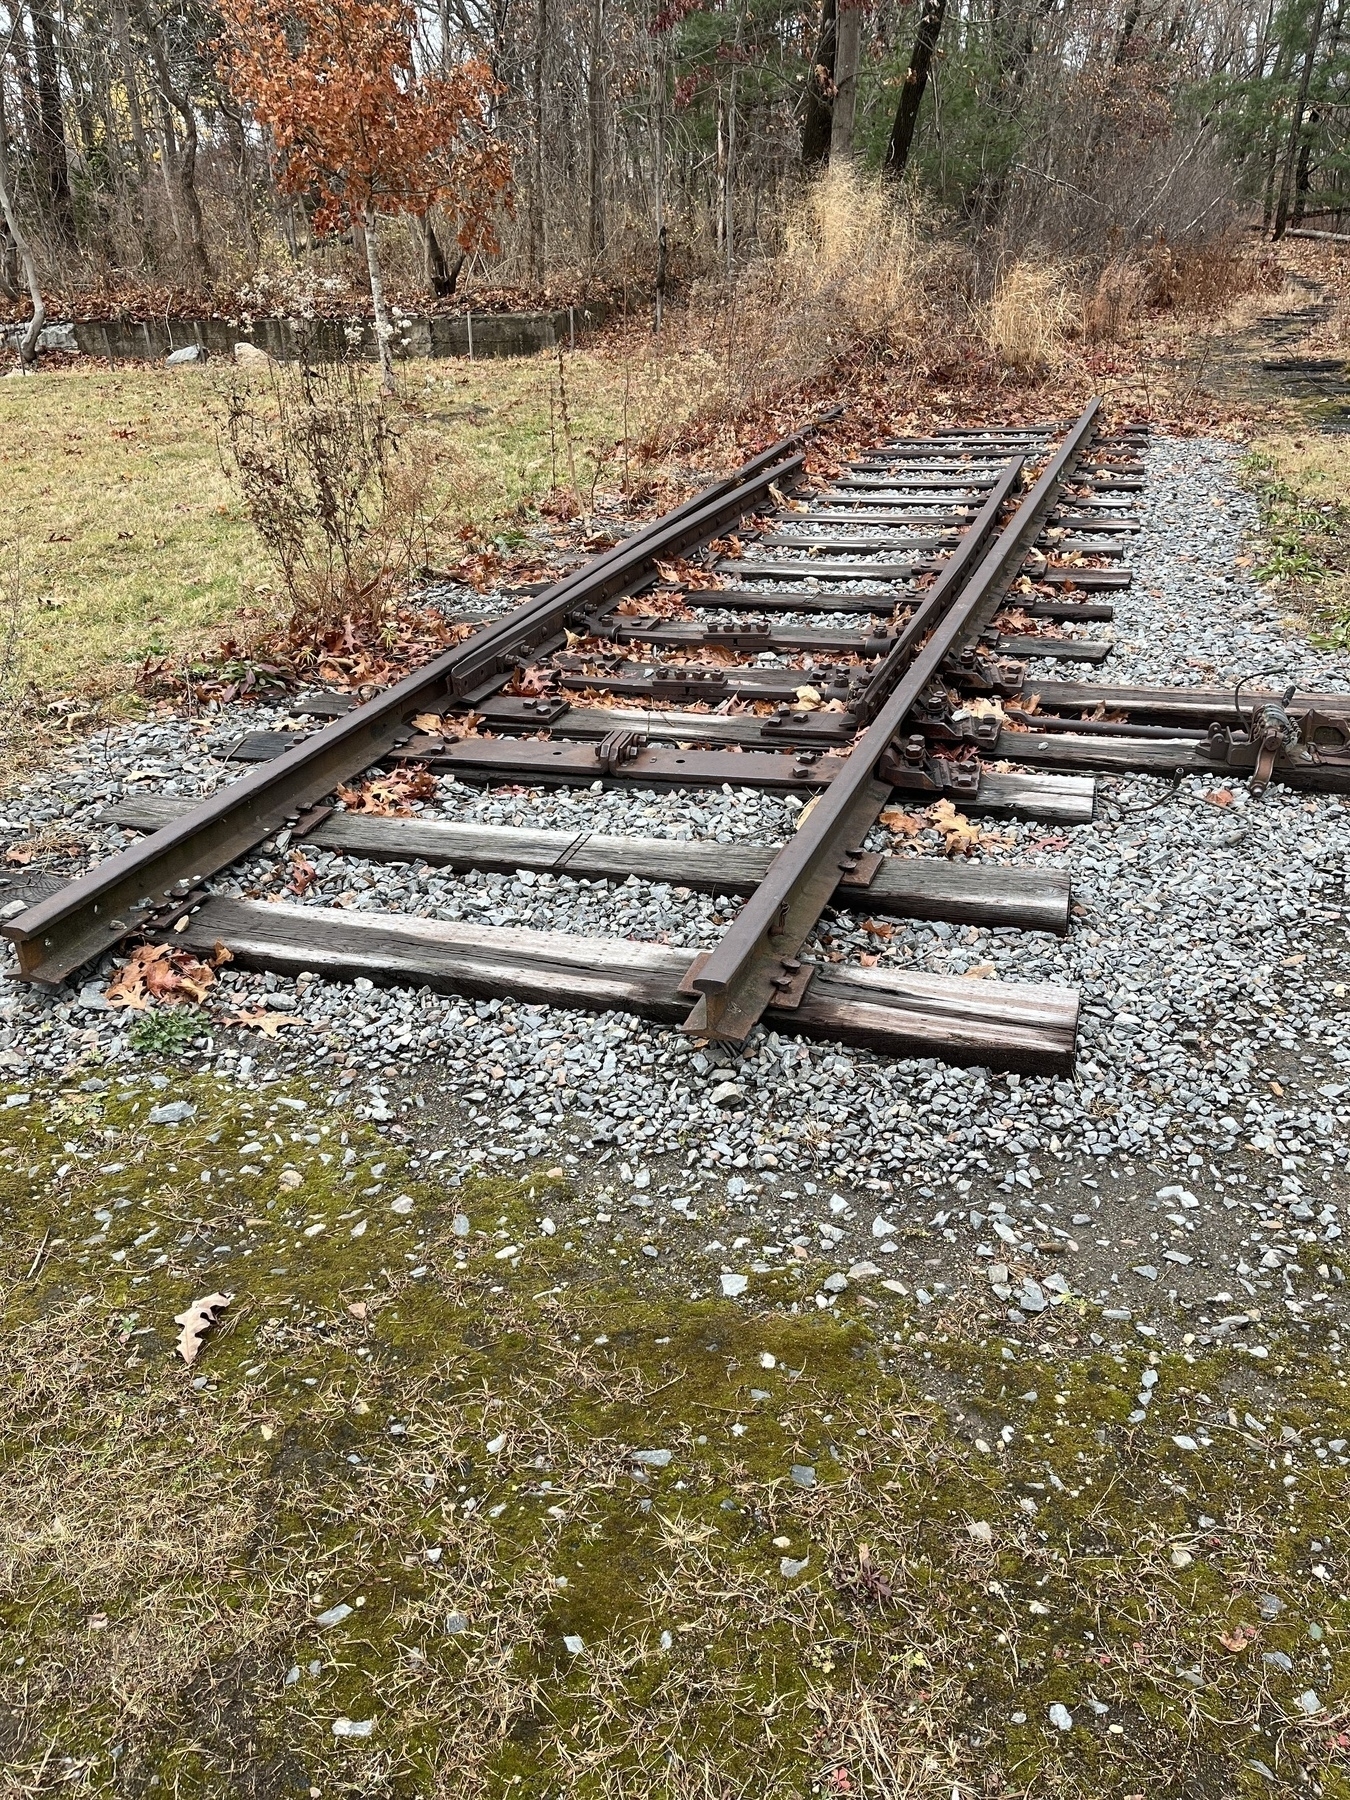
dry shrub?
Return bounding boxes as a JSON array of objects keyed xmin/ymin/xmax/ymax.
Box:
[
  {"xmin": 984, "ymin": 260, "xmax": 1075, "ymax": 371},
  {"xmin": 220, "ymin": 356, "xmax": 441, "ymax": 636},
  {"xmin": 1139, "ymin": 233, "xmax": 1281, "ymax": 315},
  {"xmin": 1083, "ymin": 254, "xmax": 1150, "ymax": 343},
  {"xmin": 663, "ymin": 166, "xmax": 954, "ymax": 434}
]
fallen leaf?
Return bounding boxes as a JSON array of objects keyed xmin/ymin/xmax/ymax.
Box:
[
  {"xmin": 794, "ymin": 685, "xmax": 822, "ymax": 710},
  {"xmin": 879, "ymin": 807, "xmax": 928, "ymax": 836},
  {"xmin": 228, "ymin": 1009, "xmax": 306, "ymax": 1038},
  {"xmin": 106, "ymin": 941, "xmax": 231, "ymax": 1009},
  {"xmin": 174, "ymin": 1292, "xmax": 230, "ymax": 1365},
  {"xmin": 861, "ymin": 919, "xmax": 893, "ymax": 939},
  {"xmin": 768, "ymin": 482, "xmax": 809, "ymax": 513},
  {"xmin": 1205, "ymin": 790, "xmax": 1234, "ymax": 807},
  {"xmin": 930, "ymin": 798, "xmax": 985, "ymax": 858},
  {"xmin": 286, "ymin": 851, "xmax": 318, "ymax": 895},
  {"xmin": 962, "ymin": 962, "xmax": 996, "ymax": 979},
  {"xmin": 337, "ymin": 765, "xmax": 438, "ymax": 816}
]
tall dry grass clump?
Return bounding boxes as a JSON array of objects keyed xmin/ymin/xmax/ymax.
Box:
[
  {"xmin": 984, "ymin": 261, "xmax": 1076, "ymax": 371},
  {"xmin": 660, "ymin": 167, "xmax": 956, "ymax": 437}
]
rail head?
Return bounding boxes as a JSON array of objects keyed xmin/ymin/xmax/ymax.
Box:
[{"xmin": 684, "ymin": 398, "xmax": 1103, "ymax": 1044}]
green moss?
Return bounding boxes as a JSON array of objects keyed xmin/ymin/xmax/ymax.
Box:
[{"xmin": 1, "ymin": 1069, "xmax": 1348, "ymax": 1795}]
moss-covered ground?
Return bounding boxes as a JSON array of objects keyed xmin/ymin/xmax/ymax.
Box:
[{"xmin": 1, "ymin": 1062, "xmax": 1348, "ymax": 1797}]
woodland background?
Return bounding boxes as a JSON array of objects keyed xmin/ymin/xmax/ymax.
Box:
[{"xmin": 0, "ymin": 0, "xmax": 1346, "ymax": 321}]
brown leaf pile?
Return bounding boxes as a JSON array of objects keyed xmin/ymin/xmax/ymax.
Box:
[
  {"xmin": 105, "ymin": 941, "xmax": 232, "ymax": 1009},
  {"xmin": 880, "ymin": 800, "xmax": 1005, "ymax": 859},
  {"xmin": 336, "ymin": 765, "xmax": 439, "ymax": 815},
  {"xmin": 654, "ymin": 556, "xmax": 725, "ymax": 592}
]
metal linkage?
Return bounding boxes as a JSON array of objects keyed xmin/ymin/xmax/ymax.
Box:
[{"xmin": 684, "ymin": 400, "xmax": 1103, "ymax": 1044}]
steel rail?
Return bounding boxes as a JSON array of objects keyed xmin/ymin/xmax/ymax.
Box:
[
  {"xmin": 685, "ymin": 398, "xmax": 1102, "ymax": 1044},
  {"xmin": 2, "ymin": 429, "xmax": 819, "ymax": 986}
]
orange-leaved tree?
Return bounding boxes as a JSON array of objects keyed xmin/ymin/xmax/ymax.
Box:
[{"xmin": 218, "ymin": 0, "xmax": 510, "ymax": 391}]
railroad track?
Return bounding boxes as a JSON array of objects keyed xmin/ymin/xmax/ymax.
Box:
[{"xmin": 6, "ymin": 400, "xmax": 1349, "ymax": 1078}]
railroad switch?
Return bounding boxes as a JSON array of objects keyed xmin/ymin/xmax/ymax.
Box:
[
  {"xmin": 908, "ymin": 687, "xmax": 1001, "ymax": 750},
  {"xmin": 648, "ymin": 668, "xmax": 730, "ymax": 703},
  {"xmin": 877, "ymin": 735, "xmax": 982, "ymax": 799},
  {"xmin": 1200, "ymin": 694, "xmax": 1350, "ymax": 794},
  {"xmin": 940, "ymin": 646, "xmax": 1025, "ymax": 695},
  {"xmin": 595, "ymin": 730, "xmax": 645, "ymax": 774}
]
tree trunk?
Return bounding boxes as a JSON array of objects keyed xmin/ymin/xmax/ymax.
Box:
[
  {"xmin": 364, "ymin": 208, "xmax": 396, "ymax": 396},
  {"xmin": 154, "ymin": 91, "xmax": 187, "ymax": 259},
  {"xmin": 529, "ymin": 0, "xmax": 547, "ymax": 282},
  {"xmin": 714, "ymin": 88, "xmax": 726, "ymax": 251},
  {"xmin": 654, "ymin": 220, "xmax": 667, "ymax": 334},
  {"xmin": 886, "ymin": 0, "xmax": 948, "ymax": 177},
  {"xmin": 1273, "ymin": 0, "xmax": 1328, "ymax": 239},
  {"xmin": 421, "ymin": 213, "xmax": 463, "ymax": 296},
  {"xmin": 0, "ymin": 91, "xmax": 46, "ymax": 370},
  {"xmin": 829, "ymin": 0, "xmax": 861, "ymax": 163},
  {"xmin": 138, "ymin": 4, "xmax": 210, "ymax": 281},
  {"xmin": 112, "ymin": 0, "xmax": 155, "ymax": 266},
  {"xmin": 586, "ymin": 0, "xmax": 605, "ymax": 263},
  {"xmin": 801, "ymin": 0, "xmax": 837, "ymax": 168},
  {"xmin": 28, "ymin": 0, "xmax": 78, "ymax": 250},
  {"xmin": 223, "ymin": 102, "xmax": 258, "ymax": 266},
  {"xmin": 1293, "ymin": 111, "xmax": 1318, "ymax": 223}
]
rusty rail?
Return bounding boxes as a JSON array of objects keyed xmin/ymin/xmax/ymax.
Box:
[{"xmin": 684, "ymin": 399, "xmax": 1102, "ymax": 1043}]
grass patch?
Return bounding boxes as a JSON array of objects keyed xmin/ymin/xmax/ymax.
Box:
[
  {"xmin": 0, "ymin": 354, "xmax": 645, "ymax": 710},
  {"xmin": 1, "ymin": 1067, "xmax": 1348, "ymax": 1794},
  {"xmin": 1243, "ymin": 428, "xmax": 1350, "ymax": 646}
]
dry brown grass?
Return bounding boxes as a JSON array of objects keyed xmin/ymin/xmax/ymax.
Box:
[
  {"xmin": 985, "ymin": 261, "xmax": 1078, "ymax": 371},
  {"xmin": 641, "ymin": 169, "xmax": 959, "ymax": 450}
]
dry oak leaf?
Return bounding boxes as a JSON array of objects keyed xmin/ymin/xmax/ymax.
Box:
[
  {"xmin": 879, "ymin": 807, "xmax": 928, "ymax": 837},
  {"xmin": 286, "ymin": 851, "xmax": 318, "ymax": 896},
  {"xmin": 768, "ymin": 482, "xmax": 809, "ymax": 514},
  {"xmin": 174, "ymin": 1292, "xmax": 231, "ymax": 1366},
  {"xmin": 929, "ymin": 799, "xmax": 984, "ymax": 858},
  {"xmin": 337, "ymin": 765, "xmax": 439, "ymax": 816},
  {"xmin": 106, "ymin": 942, "xmax": 231, "ymax": 1010},
  {"xmin": 229, "ymin": 1009, "xmax": 307, "ymax": 1038}
]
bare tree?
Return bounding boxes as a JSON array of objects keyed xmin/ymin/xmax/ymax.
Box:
[
  {"xmin": 0, "ymin": 31, "xmax": 45, "ymax": 367},
  {"xmin": 1273, "ymin": 0, "xmax": 1328, "ymax": 238}
]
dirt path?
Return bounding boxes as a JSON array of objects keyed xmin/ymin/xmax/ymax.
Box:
[{"xmin": 1193, "ymin": 270, "xmax": 1350, "ymax": 428}]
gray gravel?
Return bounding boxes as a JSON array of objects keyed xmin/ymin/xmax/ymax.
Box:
[{"xmin": 2, "ymin": 434, "xmax": 1348, "ymax": 1349}]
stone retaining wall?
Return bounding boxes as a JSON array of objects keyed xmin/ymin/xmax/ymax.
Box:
[{"xmin": 3, "ymin": 304, "xmax": 608, "ymax": 364}]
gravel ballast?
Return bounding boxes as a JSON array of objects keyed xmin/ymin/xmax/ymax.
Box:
[{"xmin": 2, "ymin": 435, "xmax": 1348, "ymax": 1352}]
